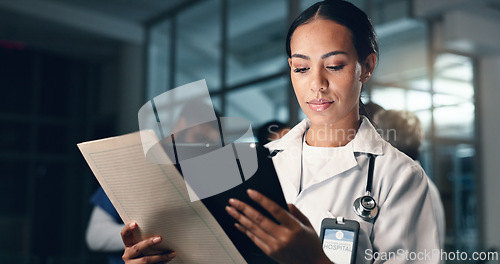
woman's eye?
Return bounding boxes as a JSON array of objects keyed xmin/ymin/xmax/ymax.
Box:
[
  {"xmin": 327, "ymin": 65, "xmax": 345, "ymax": 71},
  {"xmin": 293, "ymin": 67, "xmax": 309, "ymax": 73}
]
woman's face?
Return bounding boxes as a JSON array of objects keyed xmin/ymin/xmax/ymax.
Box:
[{"xmin": 289, "ymin": 19, "xmax": 372, "ymax": 127}]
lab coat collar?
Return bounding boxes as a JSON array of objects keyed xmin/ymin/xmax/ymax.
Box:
[
  {"xmin": 265, "ymin": 116, "xmax": 385, "ymax": 201},
  {"xmin": 265, "ymin": 118, "xmax": 308, "ymax": 152},
  {"xmin": 351, "ymin": 116, "xmax": 385, "ymax": 156},
  {"xmin": 265, "ymin": 116, "xmax": 385, "ymax": 156}
]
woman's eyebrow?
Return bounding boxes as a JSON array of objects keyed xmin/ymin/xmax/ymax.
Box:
[
  {"xmin": 321, "ymin": 51, "xmax": 348, "ymax": 59},
  {"xmin": 290, "ymin": 51, "xmax": 348, "ymax": 60},
  {"xmin": 291, "ymin": 53, "xmax": 310, "ymax": 60}
]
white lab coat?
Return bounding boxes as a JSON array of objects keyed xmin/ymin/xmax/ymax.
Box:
[{"xmin": 265, "ymin": 117, "xmax": 440, "ymax": 264}]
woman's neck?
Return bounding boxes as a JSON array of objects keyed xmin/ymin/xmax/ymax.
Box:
[{"xmin": 306, "ymin": 117, "xmax": 361, "ymax": 147}]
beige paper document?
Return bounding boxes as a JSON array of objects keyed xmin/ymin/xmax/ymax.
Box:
[{"xmin": 78, "ymin": 130, "xmax": 246, "ymax": 264}]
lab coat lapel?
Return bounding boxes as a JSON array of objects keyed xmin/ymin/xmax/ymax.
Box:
[
  {"xmin": 265, "ymin": 120, "xmax": 308, "ymax": 203},
  {"xmin": 269, "ymin": 146, "xmax": 302, "ymax": 203}
]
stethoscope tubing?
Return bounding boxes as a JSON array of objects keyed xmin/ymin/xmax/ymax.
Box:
[{"xmin": 353, "ymin": 154, "xmax": 379, "ymax": 221}]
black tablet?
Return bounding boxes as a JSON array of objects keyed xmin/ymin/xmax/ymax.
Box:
[{"xmin": 168, "ymin": 143, "xmax": 287, "ymax": 264}]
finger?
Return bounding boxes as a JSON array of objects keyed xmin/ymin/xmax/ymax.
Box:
[
  {"xmin": 130, "ymin": 252, "xmax": 176, "ymax": 264},
  {"xmin": 246, "ymin": 189, "xmax": 296, "ymax": 227},
  {"xmin": 227, "ymin": 198, "xmax": 281, "ymax": 237},
  {"xmin": 121, "ymin": 222, "xmax": 138, "ymax": 247},
  {"xmin": 234, "ymin": 223, "xmax": 273, "ymax": 255},
  {"xmin": 288, "ymin": 204, "xmax": 313, "ymax": 228},
  {"xmin": 226, "ymin": 204, "xmax": 278, "ymax": 245},
  {"xmin": 123, "ymin": 236, "xmax": 162, "ymax": 259}
]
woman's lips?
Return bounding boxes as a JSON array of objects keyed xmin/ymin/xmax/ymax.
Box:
[{"xmin": 307, "ymin": 99, "xmax": 334, "ymax": 112}]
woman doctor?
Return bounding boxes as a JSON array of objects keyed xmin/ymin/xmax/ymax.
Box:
[{"xmin": 120, "ymin": 0, "xmax": 440, "ymax": 263}]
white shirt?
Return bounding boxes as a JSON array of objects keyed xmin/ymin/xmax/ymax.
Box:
[
  {"xmin": 265, "ymin": 117, "xmax": 440, "ymax": 264},
  {"xmin": 302, "ymin": 138, "xmax": 351, "ymax": 192}
]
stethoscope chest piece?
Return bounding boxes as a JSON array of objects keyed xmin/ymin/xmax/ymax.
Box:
[{"xmin": 353, "ymin": 195, "xmax": 378, "ymax": 220}]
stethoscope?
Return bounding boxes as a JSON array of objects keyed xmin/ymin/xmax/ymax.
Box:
[
  {"xmin": 352, "ymin": 153, "xmax": 379, "ymax": 221},
  {"xmin": 271, "ymin": 129, "xmax": 380, "ymax": 221}
]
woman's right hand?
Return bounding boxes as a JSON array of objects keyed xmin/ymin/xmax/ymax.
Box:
[{"xmin": 121, "ymin": 222, "xmax": 176, "ymax": 264}]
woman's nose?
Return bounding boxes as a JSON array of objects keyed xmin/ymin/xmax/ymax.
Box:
[{"xmin": 310, "ymin": 69, "xmax": 328, "ymax": 92}]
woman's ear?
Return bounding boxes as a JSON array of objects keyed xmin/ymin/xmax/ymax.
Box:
[{"xmin": 361, "ymin": 53, "xmax": 377, "ymax": 83}]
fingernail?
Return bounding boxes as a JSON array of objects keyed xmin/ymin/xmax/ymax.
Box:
[
  {"xmin": 225, "ymin": 206, "xmax": 235, "ymax": 215},
  {"xmin": 153, "ymin": 237, "xmax": 161, "ymax": 243},
  {"xmin": 168, "ymin": 252, "xmax": 176, "ymax": 258},
  {"xmin": 129, "ymin": 222, "xmax": 136, "ymax": 228},
  {"xmin": 228, "ymin": 198, "xmax": 238, "ymax": 206},
  {"xmin": 247, "ymin": 189, "xmax": 257, "ymax": 199}
]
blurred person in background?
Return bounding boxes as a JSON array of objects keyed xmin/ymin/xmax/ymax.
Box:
[{"xmin": 86, "ymin": 187, "xmax": 125, "ymax": 264}]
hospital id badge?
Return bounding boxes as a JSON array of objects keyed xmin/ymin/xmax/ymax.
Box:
[{"xmin": 319, "ymin": 217, "xmax": 359, "ymax": 264}]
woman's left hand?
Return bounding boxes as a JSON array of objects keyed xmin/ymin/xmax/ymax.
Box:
[{"xmin": 225, "ymin": 189, "xmax": 332, "ymax": 264}]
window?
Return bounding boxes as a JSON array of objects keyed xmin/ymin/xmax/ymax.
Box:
[
  {"xmin": 227, "ymin": 0, "xmax": 287, "ymax": 86},
  {"xmin": 147, "ymin": 20, "xmax": 172, "ymax": 100},
  {"xmin": 176, "ymin": 0, "xmax": 222, "ymax": 91},
  {"xmin": 148, "ymin": 0, "xmax": 289, "ymax": 132}
]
